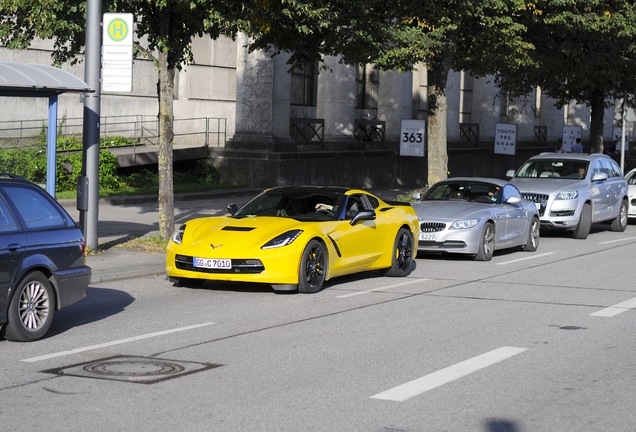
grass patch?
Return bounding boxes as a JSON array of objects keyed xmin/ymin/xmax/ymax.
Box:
[{"xmin": 111, "ymin": 234, "xmax": 168, "ymax": 253}]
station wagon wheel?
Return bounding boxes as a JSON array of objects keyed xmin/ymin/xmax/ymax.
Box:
[
  {"xmin": 474, "ymin": 222, "xmax": 495, "ymax": 261},
  {"xmin": 572, "ymin": 203, "xmax": 591, "ymax": 239},
  {"xmin": 610, "ymin": 199, "xmax": 628, "ymax": 232},
  {"xmin": 383, "ymin": 228, "xmax": 414, "ymax": 277},
  {"xmin": 3, "ymin": 271, "xmax": 55, "ymax": 342},
  {"xmin": 523, "ymin": 216, "xmax": 540, "ymax": 252},
  {"xmin": 298, "ymin": 240, "xmax": 327, "ymax": 294}
]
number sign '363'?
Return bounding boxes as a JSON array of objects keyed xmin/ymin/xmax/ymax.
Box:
[{"xmin": 400, "ymin": 119, "xmax": 426, "ymax": 157}]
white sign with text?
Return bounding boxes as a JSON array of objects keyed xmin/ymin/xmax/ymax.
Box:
[
  {"xmin": 494, "ymin": 123, "xmax": 517, "ymax": 155},
  {"xmin": 399, "ymin": 119, "xmax": 425, "ymax": 157},
  {"xmin": 102, "ymin": 13, "xmax": 134, "ymax": 93}
]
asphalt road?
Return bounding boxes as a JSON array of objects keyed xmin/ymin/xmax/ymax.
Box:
[{"xmin": 2, "ymin": 208, "xmax": 636, "ymax": 431}]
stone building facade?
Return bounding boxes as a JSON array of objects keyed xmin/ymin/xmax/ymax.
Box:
[{"xmin": 1, "ymin": 34, "xmax": 633, "ymax": 188}]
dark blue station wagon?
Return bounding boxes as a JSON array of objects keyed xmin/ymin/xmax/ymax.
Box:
[{"xmin": 0, "ymin": 175, "xmax": 91, "ymax": 342}]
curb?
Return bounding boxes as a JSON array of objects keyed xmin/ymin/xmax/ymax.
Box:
[{"xmin": 90, "ymin": 266, "xmax": 166, "ymax": 284}]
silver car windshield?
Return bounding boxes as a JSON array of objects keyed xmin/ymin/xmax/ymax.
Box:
[
  {"xmin": 423, "ymin": 182, "xmax": 500, "ymax": 203},
  {"xmin": 516, "ymin": 159, "xmax": 589, "ymax": 179}
]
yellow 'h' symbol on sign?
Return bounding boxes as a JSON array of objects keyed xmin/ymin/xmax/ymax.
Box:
[{"xmin": 108, "ymin": 18, "xmax": 128, "ymax": 42}]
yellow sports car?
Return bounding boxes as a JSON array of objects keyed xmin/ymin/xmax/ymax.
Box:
[{"xmin": 166, "ymin": 186, "xmax": 419, "ymax": 293}]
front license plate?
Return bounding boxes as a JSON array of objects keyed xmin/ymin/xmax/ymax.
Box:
[
  {"xmin": 419, "ymin": 233, "xmax": 436, "ymax": 241},
  {"xmin": 193, "ymin": 257, "xmax": 232, "ymax": 269}
]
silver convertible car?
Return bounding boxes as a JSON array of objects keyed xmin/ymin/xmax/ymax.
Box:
[{"xmin": 411, "ymin": 178, "xmax": 540, "ymax": 261}]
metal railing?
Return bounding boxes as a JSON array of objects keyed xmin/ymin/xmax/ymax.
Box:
[{"xmin": 0, "ymin": 115, "xmax": 227, "ymax": 148}]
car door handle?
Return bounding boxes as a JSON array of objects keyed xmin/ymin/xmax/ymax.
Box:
[{"xmin": 7, "ymin": 243, "xmax": 23, "ymax": 252}]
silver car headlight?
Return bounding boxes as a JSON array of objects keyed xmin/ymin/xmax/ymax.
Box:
[
  {"xmin": 262, "ymin": 230, "xmax": 303, "ymax": 249},
  {"xmin": 450, "ymin": 219, "xmax": 480, "ymax": 229},
  {"xmin": 556, "ymin": 191, "xmax": 579, "ymax": 200},
  {"xmin": 171, "ymin": 224, "xmax": 186, "ymax": 244}
]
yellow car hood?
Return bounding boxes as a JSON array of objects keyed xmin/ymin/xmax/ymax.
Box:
[{"xmin": 181, "ymin": 216, "xmax": 309, "ymax": 255}]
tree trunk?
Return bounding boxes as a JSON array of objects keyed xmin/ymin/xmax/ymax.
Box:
[
  {"xmin": 589, "ymin": 89, "xmax": 605, "ymax": 154},
  {"xmin": 158, "ymin": 50, "xmax": 175, "ymax": 240},
  {"xmin": 426, "ymin": 61, "xmax": 451, "ymax": 186}
]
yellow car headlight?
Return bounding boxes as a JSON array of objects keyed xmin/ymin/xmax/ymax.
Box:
[
  {"xmin": 262, "ymin": 230, "xmax": 303, "ymax": 249},
  {"xmin": 171, "ymin": 224, "xmax": 186, "ymax": 244}
]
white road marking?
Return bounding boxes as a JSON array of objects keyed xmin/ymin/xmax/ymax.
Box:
[
  {"xmin": 496, "ymin": 252, "xmax": 554, "ymax": 265},
  {"xmin": 590, "ymin": 297, "xmax": 636, "ymax": 317},
  {"xmin": 21, "ymin": 322, "xmax": 216, "ymax": 363},
  {"xmin": 370, "ymin": 346, "xmax": 528, "ymax": 402},
  {"xmin": 599, "ymin": 236, "xmax": 636, "ymax": 245},
  {"xmin": 336, "ymin": 279, "xmax": 427, "ymax": 298}
]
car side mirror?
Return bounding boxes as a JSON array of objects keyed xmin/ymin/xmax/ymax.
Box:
[
  {"xmin": 227, "ymin": 203, "xmax": 238, "ymax": 216},
  {"xmin": 591, "ymin": 172, "xmax": 608, "ymax": 182},
  {"xmin": 506, "ymin": 169, "xmax": 516, "ymax": 178},
  {"xmin": 505, "ymin": 196, "xmax": 522, "ymax": 205},
  {"xmin": 350, "ymin": 210, "xmax": 376, "ymax": 225},
  {"xmin": 412, "ymin": 192, "xmax": 422, "ymax": 200}
]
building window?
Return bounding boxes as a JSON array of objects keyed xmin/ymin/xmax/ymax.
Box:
[
  {"xmin": 356, "ymin": 64, "xmax": 379, "ymax": 110},
  {"xmin": 460, "ymin": 71, "xmax": 473, "ymax": 123},
  {"xmin": 291, "ymin": 63, "xmax": 318, "ymax": 106},
  {"xmin": 500, "ymin": 90, "xmax": 510, "ymax": 117}
]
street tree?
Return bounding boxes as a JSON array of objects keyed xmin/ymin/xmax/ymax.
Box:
[
  {"xmin": 0, "ymin": 0, "xmax": 240, "ymax": 240},
  {"xmin": 240, "ymin": 0, "xmax": 533, "ymax": 185},
  {"xmin": 501, "ymin": 0, "xmax": 636, "ymax": 153}
]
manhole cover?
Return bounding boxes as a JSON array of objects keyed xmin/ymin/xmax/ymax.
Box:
[{"xmin": 42, "ymin": 355, "xmax": 222, "ymax": 384}]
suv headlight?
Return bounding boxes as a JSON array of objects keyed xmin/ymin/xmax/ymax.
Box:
[
  {"xmin": 450, "ymin": 219, "xmax": 480, "ymax": 229},
  {"xmin": 262, "ymin": 230, "xmax": 303, "ymax": 249},
  {"xmin": 556, "ymin": 191, "xmax": 579, "ymax": 200}
]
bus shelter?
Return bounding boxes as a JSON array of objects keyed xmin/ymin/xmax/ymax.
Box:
[{"xmin": 0, "ymin": 62, "xmax": 91, "ymax": 196}]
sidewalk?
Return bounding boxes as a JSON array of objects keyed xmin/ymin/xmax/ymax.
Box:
[{"xmin": 72, "ymin": 187, "xmax": 412, "ymax": 284}]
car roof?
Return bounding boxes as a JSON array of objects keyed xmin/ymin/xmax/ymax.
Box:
[
  {"xmin": 434, "ymin": 177, "xmax": 509, "ymax": 187},
  {"xmin": 0, "ymin": 174, "xmax": 37, "ymax": 187},
  {"xmin": 527, "ymin": 152, "xmax": 611, "ymax": 162}
]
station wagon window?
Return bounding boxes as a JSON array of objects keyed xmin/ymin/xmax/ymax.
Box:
[
  {"xmin": 0, "ymin": 196, "xmax": 19, "ymax": 232},
  {"xmin": 2, "ymin": 186, "xmax": 66, "ymax": 229}
]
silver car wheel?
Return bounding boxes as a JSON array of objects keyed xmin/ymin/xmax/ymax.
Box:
[
  {"xmin": 19, "ymin": 279, "xmax": 51, "ymax": 331},
  {"xmin": 475, "ymin": 222, "xmax": 495, "ymax": 261},
  {"xmin": 610, "ymin": 200, "xmax": 628, "ymax": 232},
  {"xmin": 4, "ymin": 271, "xmax": 55, "ymax": 342},
  {"xmin": 524, "ymin": 217, "xmax": 540, "ymax": 252}
]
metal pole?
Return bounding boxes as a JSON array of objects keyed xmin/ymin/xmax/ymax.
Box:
[
  {"xmin": 46, "ymin": 96, "xmax": 58, "ymax": 197},
  {"xmin": 81, "ymin": 0, "xmax": 102, "ymax": 249},
  {"xmin": 621, "ymin": 92, "xmax": 626, "ymax": 174}
]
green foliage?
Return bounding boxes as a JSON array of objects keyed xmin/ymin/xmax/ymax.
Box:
[
  {"xmin": 508, "ymin": 0, "xmax": 636, "ymax": 105},
  {"xmin": 0, "ymin": 147, "xmax": 47, "ymax": 183},
  {"xmin": 0, "ymin": 145, "xmax": 121, "ymax": 192}
]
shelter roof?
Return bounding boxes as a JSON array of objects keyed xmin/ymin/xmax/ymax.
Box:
[{"xmin": 0, "ymin": 61, "xmax": 91, "ymax": 95}]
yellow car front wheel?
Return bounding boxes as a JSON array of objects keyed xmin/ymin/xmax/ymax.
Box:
[
  {"xmin": 298, "ymin": 239, "xmax": 327, "ymax": 294},
  {"xmin": 383, "ymin": 228, "xmax": 414, "ymax": 277}
]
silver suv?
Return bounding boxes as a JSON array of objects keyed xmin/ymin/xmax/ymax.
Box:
[{"xmin": 507, "ymin": 153, "xmax": 628, "ymax": 239}]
